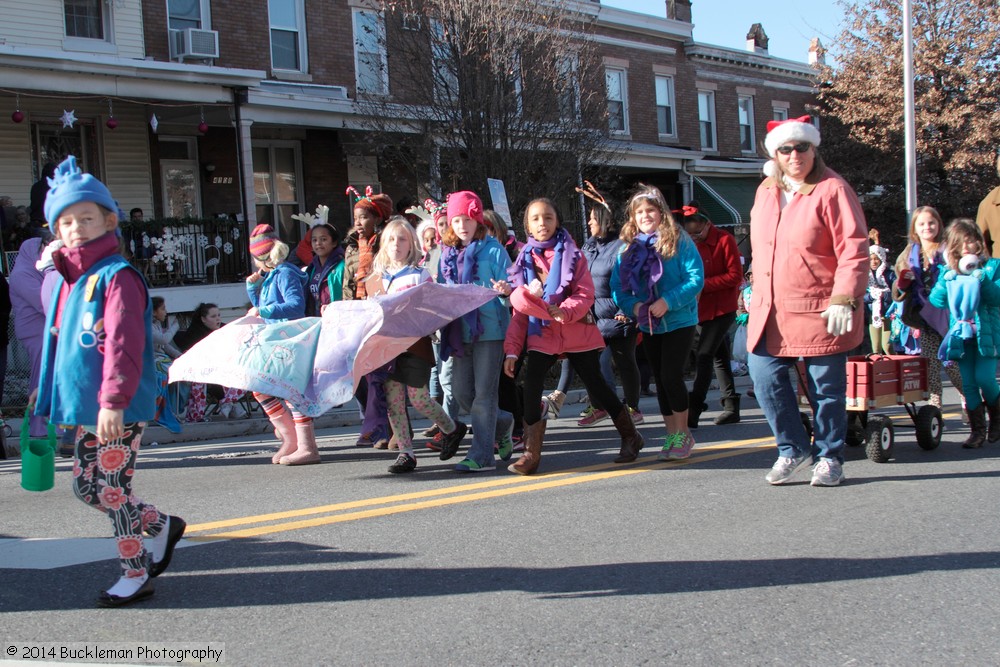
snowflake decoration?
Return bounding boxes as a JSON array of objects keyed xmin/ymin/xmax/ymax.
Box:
[
  {"xmin": 214, "ymin": 235, "xmax": 222, "ymax": 246},
  {"xmin": 149, "ymin": 228, "xmax": 187, "ymax": 272},
  {"xmin": 231, "ymin": 227, "xmax": 240, "ymax": 240},
  {"xmin": 223, "ymin": 242, "xmax": 233, "ymax": 254},
  {"xmin": 198, "ymin": 234, "xmax": 209, "ymax": 248}
]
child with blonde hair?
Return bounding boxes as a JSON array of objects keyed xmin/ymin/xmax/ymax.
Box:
[
  {"xmin": 611, "ymin": 184, "xmax": 704, "ymax": 460},
  {"xmin": 368, "ymin": 218, "xmax": 468, "ymax": 473}
]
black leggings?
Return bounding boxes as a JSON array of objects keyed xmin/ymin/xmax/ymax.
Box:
[
  {"xmin": 690, "ymin": 312, "xmax": 737, "ymax": 404},
  {"xmin": 521, "ymin": 349, "xmax": 623, "ymax": 425},
  {"xmin": 642, "ymin": 326, "xmax": 697, "ymax": 416}
]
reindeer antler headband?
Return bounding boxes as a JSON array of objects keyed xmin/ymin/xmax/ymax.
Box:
[{"xmin": 574, "ymin": 180, "xmax": 611, "ymax": 212}]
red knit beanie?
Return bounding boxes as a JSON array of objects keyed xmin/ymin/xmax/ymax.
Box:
[
  {"xmin": 355, "ymin": 193, "xmax": 393, "ymax": 221},
  {"xmin": 249, "ymin": 223, "xmax": 277, "ymax": 258}
]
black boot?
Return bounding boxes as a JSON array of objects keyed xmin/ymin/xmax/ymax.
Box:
[
  {"xmin": 714, "ymin": 395, "xmax": 741, "ymax": 425},
  {"xmin": 963, "ymin": 404, "xmax": 987, "ymax": 449},
  {"xmin": 986, "ymin": 397, "xmax": 1000, "ymax": 443},
  {"xmin": 687, "ymin": 392, "xmax": 707, "ymax": 429}
]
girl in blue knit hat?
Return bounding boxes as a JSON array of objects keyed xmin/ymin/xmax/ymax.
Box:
[{"xmin": 32, "ymin": 156, "xmax": 185, "ymax": 607}]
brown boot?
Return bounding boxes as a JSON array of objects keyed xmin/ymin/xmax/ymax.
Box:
[
  {"xmin": 280, "ymin": 419, "xmax": 321, "ymax": 465},
  {"xmin": 509, "ymin": 420, "xmax": 545, "ymax": 475},
  {"xmin": 986, "ymin": 397, "xmax": 1000, "ymax": 443},
  {"xmin": 612, "ymin": 407, "xmax": 644, "ymax": 463},
  {"xmin": 268, "ymin": 409, "xmax": 298, "ymax": 464},
  {"xmin": 962, "ymin": 404, "xmax": 987, "ymax": 449}
]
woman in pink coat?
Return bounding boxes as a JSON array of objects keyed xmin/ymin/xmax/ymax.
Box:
[
  {"xmin": 496, "ymin": 198, "xmax": 642, "ymax": 475},
  {"xmin": 747, "ymin": 116, "xmax": 869, "ymax": 488}
]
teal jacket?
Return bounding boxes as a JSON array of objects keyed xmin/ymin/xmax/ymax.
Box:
[
  {"xmin": 928, "ymin": 258, "xmax": 1000, "ymax": 358},
  {"xmin": 611, "ymin": 232, "xmax": 704, "ymax": 334}
]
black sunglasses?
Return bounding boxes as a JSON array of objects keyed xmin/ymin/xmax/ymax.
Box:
[{"xmin": 776, "ymin": 142, "xmax": 812, "ymax": 155}]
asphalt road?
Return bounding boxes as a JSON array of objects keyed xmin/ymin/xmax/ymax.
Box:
[{"xmin": 1, "ymin": 387, "xmax": 998, "ymax": 666}]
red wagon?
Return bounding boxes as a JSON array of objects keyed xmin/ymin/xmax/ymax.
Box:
[{"xmin": 797, "ymin": 354, "xmax": 943, "ymax": 463}]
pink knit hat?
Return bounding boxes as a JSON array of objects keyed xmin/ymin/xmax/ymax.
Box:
[
  {"xmin": 249, "ymin": 224, "xmax": 277, "ymax": 258},
  {"xmin": 446, "ymin": 191, "xmax": 483, "ymax": 225}
]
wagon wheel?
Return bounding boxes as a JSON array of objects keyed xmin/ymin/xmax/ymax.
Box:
[
  {"xmin": 915, "ymin": 405, "xmax": 943, "ymax": 451},
  {"xmin": 865, "ymin": 414, "xmax": 894, "ymax": 463},
  {"xmin": 846, "ymin": 412, "xmax": 866, "ymax": 446}
]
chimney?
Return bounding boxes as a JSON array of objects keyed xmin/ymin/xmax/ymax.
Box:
[
  {"xmin": 666, "ymin": 0, "xmax": 692, "ymax": 23},
  {"xmin": 809, "ymin": 37, "xmax": 826, "ymax": 66},
  {"xmin": 746, "ymin": 23, "xmax": 769, "ymax": 54}
]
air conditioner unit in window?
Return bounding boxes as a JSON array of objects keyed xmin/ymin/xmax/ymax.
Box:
[{"xmin": 169, "ymin": 28, "xmax": 219, "ymax": 62}]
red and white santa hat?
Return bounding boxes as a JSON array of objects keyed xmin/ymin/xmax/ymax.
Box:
[{"xmin": 762, "ymin": 115, "xmax": 821, "ymax": 177}]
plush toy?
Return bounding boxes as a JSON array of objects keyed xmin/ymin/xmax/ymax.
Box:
[{"xmin": 939, "ymin": 253, "xmax": 983, "ymax": 360}]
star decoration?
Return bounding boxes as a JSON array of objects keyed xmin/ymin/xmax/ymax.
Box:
[
  {"xmin": 149, "ymin": 114, "xmax": 159, "ymax": 133},
  {"xmin": 60, "ymin": 109, "xmax": 77, "ymax": 129}
]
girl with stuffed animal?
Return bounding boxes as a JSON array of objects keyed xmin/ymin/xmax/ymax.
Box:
[
  {"xmin": 611, "ymin": 184, "xmax": 705, "ymax": 461},
  {"xmin": 928, "ymin": 218, "xmax": 1000, "ymax": 448}
]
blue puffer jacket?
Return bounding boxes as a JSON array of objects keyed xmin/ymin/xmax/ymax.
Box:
[
  {"xmin": 582, "ymin": 234, "xmax": 634, "ymax": 339},
  {"xmin": 247, "ymin": 261, "xmax": 307, "ymax": 323}
]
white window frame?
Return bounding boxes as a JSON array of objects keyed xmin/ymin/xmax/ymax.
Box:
[
  {"xmin": 738, "ymin": 95, "xmax": 756, "ymax": 153},
  {"xmin": 63, "ymin": 0, "xmax": 115, "ymax": 52},
  {"xmin": 697, "ymin": 90, "xmax": 717, "ymax": 151},
  {"xmin": 353, "ymin": 8, "xmax": 388, "ymax": 96},
  {"xmin": 252, "ymin": 140, "xmax": 305, "ymax": 245},
  {"xmin": 166, "ymin": 0, "xmax": 212, "ymax": 31},
  {"xmin": 605, "ymin": 67, "xmax": 629, "ymax": 135},
  {"xmin": 268, "ymin": 0, "xmax": 308, "ymax": 73},
  {"xmin": 654, "ymin": 75, "xmax": 676, "ymax": 139},
  {"xmin": 772, "ymin": 107, "xmax": 788, "ymax": 122}
]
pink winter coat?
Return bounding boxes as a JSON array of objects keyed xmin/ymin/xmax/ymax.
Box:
[
  {"xmin": 504, "ymin": 252, "xmax": 604, "ymax": 357},
  {"xmin": 747, "ymin": 167, "xmax": 869, "ymax": 357}
]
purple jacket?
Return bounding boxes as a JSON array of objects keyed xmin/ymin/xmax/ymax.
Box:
[{"xmin": 8, "ymin": 237, "xmax": 47, "ymax": 343}]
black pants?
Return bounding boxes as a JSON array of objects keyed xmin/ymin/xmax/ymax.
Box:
[
  {"xmin": 521, "ymin": 349, "xmax": 623, "ymax": 425},
  {"xmin": 690, "ymin": 312, "xmax": 738, "ymax": 405},
  {"xmin": 642, "ymin": 326, "xmax": 697, "ymax": 416},
  {"xmin": 589, "ymin": 334, "xmax": 641, "ymax": 412}
]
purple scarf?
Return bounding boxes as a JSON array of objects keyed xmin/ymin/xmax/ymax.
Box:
[
  {"xmin": 908, "ymin": 243, "xmax": 950, "ymax": 336},
  {"xmin": 618, "ymin": 233, "xmax": 665, "ymax": 331},
  {"xmin": 439, "ymin": 241, "xmax": 483, "ymax": 360},
  {"xmin": 508, "ymin": 227, "xmax": 580, "ymax": 337}
]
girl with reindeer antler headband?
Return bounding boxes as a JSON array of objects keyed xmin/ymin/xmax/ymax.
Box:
[{"xmin": 343, "ymin": 185, "xmax": 394, "ymax": 448}]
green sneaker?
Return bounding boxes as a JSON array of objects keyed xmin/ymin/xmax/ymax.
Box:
[
  {"xmin": 657, "ymin": 433, "xmax": 680, "ymax": 461},
  {"xmin": 496, "ymin": 422, "xmax": 515, "ymax": 462},
  {"xmin": 454, "ymin": 458, "xmax": 496, "ymax": 473}
]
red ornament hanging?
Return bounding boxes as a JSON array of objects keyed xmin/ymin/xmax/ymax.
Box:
[
  {"xmin": 105, "ymin": 99, "xmax": 117, "ymax": 130},
  {"xmin": 198, "ymin": 121, "xmax": 209, "ymax": 134},
  {"xmin": 11, "ymin": 94, "xmax": 24, "ymax": 123}
]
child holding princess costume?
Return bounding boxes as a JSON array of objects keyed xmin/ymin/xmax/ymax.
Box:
[
  {"xmin": 611, "ymin": 184, "xmax": 705, "ymax": 461},
  {"xmin": 498, "ymin": 198, "xmax": 643, "ymax": 475},
  {"xmin": 928, "ymin": 219, "xmax": 1000, "ymax": 449},
  {"xmin": 367, "ymin": 218, "xmax": 469, "ymax": 473},
  {"xmin": 437, "ymin": 191, "xmax": 515, "ymax": 472},
  {"xmin": 34, "ymin": 156, "xmax": 185, "ymax": 607},
  {"xmin": 246, "ymin": 224, "xmax": 317, "ymax": 465}
]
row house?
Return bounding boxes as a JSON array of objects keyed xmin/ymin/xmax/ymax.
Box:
[{"xmin": 0, "ymin": 0, "xmax": 819, "ymax": 310}]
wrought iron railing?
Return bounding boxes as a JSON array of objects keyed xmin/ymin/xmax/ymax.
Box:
[{"xmin": 119, "ymin": 217, "xmax": 251, "ymax": 287}]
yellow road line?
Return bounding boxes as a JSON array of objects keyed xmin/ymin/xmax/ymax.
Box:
[{"xmin": 187, "ymin": 438, "xmax": 773, "ymax": 540}]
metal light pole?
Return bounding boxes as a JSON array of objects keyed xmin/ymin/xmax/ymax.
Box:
[{"xmin": 902, "ymin": 0, "xmax": 918, "ymax": 212}]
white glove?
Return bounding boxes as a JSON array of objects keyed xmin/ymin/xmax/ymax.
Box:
[
  {"xmin": 820, "ymin": 304, "xmax": 854, "ymax": 336},
  {"xmin": 528, "ymin": 279, "xmax": 544, "ymax": 298}
]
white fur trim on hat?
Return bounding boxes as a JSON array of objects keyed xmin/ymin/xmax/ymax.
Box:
[{"xmin": 764, "ymin": 115, "xmax": 821, "ymax": 157}]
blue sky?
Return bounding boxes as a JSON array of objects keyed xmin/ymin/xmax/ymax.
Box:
[{"xmin": 600, "ymin": 0, "xmax": 849, "ymax": 63}]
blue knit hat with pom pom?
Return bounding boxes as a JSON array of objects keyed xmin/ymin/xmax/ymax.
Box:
[{"xmin": 44, "ymin": 156, "xmax": 117, "ymax": 233}]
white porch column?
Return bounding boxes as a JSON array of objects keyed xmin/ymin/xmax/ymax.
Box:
[{"xmin": 238, "ymin": 117, "xmax": 256, "ymax": 229}]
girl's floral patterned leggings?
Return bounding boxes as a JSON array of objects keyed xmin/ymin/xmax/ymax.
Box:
[{"xmin": 72, "ymin": 423, "xmax": 167, "ymax": 579}]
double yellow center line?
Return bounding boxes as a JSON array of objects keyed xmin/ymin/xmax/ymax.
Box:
[{"xmin": 185, "ymin": 437, "xmax": 774, "ymax": 540}]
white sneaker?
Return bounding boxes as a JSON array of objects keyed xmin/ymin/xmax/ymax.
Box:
[
  {"xmin": 765, "ymin": 454, "xmax": 812, "ymax": 485},
  {"xmin": 810, "ymin": 458, "xmax": 844, "ymax": 487}
]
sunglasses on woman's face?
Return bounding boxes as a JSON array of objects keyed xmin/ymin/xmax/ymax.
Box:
[{"xmin": 776, "ymin": 142, "xmax": 812, "ymax": 155}]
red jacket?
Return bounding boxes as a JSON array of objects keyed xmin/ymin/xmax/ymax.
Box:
[
  {"xmin": 747, "ymin": 168, "xmax": 868, "ymax": 357},
  {"xmin": 694, "ymin": 222, "xmax": 742, "ymax": 322}
]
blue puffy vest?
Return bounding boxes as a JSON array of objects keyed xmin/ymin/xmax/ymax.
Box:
[{"xmin": 35, "ymin": 255, "xmax": 157, "ymax": 426}]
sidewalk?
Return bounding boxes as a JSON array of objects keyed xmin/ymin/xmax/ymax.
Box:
[{"xmin": 5, "ymin": 373, "xmax": 755, "ymax": 446}]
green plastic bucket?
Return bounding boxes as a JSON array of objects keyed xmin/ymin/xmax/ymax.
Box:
[{"xmin": 20, "ymin": 410, "xmax": 57, "ymax": 492}]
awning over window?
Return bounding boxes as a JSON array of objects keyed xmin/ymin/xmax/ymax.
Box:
[{"xmin": 692, "ymin": 176, "xmax": 760, "ymax": 227}]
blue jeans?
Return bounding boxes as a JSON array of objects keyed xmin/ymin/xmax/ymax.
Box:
[
  {"xmin": 748, "ymin": 338, "xmax": 847, "ymax": 463},
  {"xmin": 440, "ymin": 339, "xmax": 513, "ymax": 467}
]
